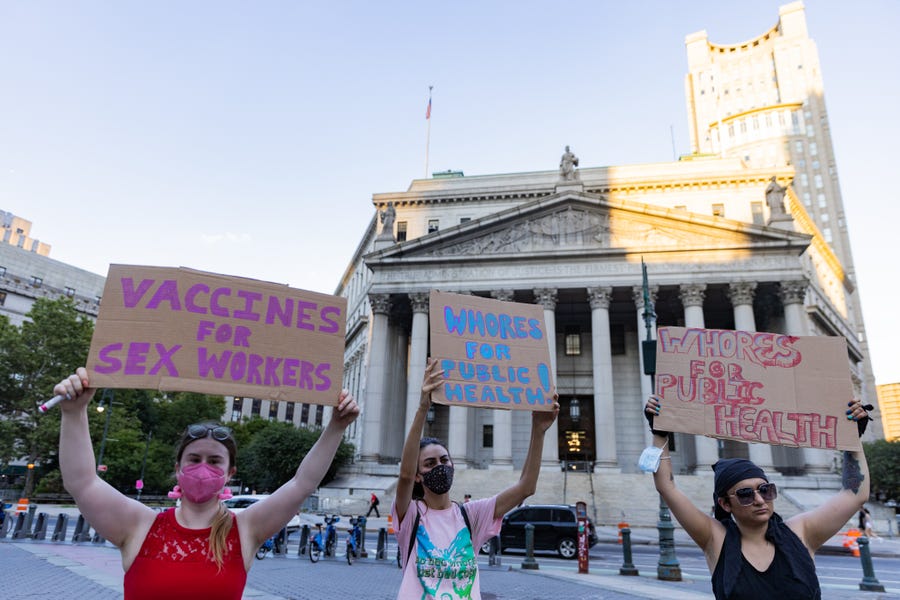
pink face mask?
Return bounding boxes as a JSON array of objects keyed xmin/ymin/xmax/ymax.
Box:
[{"xmin": 177, "ymin": 463, "xmax": 227, "ymax": 504}]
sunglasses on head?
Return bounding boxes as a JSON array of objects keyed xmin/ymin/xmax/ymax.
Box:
[
  {"xmin": 728, "ymin": 482, "xmax": 777, "ymax": 505},
  {"xmin": 187, "ymin": 424, "xmax": 232, "ymax": 442}
]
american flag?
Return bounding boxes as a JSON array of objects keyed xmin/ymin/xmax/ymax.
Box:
[{"xmin": 426, "ymin": 97, "xmax": 432, "ymax": 120}]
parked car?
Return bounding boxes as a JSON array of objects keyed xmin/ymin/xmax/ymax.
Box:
[
  {"xmin": 223, "ymin": 494, "xmax": 302, "ymax": 532},
  {"xmin": 496, "ymin": 504, "xmax": 597, "ymax": 559}
]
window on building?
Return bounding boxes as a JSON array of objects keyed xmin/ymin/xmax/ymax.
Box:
[
  {"xmin": 268, "ymin": 402, "xmax": 278, "ymax": 421},
  {"xmin": 712, "ymin": 204, "xmax": 725, "ymax": 217},
  {"xmin": 674, "ymin": 205, "xmax": 687, "ymax": 211},
  {"xmin": 823, "ymin": 227, "xmax": 833, "ymax": 243},
  {"xmin": 814, "ymin": 174, "xmax": 823, "ymax": 189},
  {"xmin": 459, "ymin": 217, "xmax": 471, "ymax": 224},
  {"xmin": 806, "ymin": 125, "xmax": 814, "ymax": 137},
  {"xmin": 564, "ymin": 331, "xmax": 581, "ymax": 356},
  {"xmin": 315, "ymin": 405, "xmax": 323, "ymax": 427},
  {"xmin": 396, "ymin": 221, "xmax": 407, "ymax": 242},
  {"xmin": 820, "ymin": 213, "xmax": 830, "ymax": 223},
  {"xmin": 795, "ymin": 141, "xmax": 804, "ymax": 153},
  {"xmin": 483, "ymin": 425, "xmax": 493, "ymax": 448},
  {"xmin": 30, "ymin": 276, "xmax": 42, "ymax": 288},
  {"xmin": 285, "ymin": 402, "xmax": 295, "ymax": 422},
  {"xmin": 0, "ymin": 266, "xmax": 6, "ymax": 277},
  {"xmin": 231, "ymin": 397, "xmax": 243, "ymax": 422},
  {"xmin": 301, "ymin": 403, "xmax": 310, "ymax": 424},
  {"xmin": 727, "ymin": 124, "xmax": 734, "ymax": 138},
  {"xmin": 739, "ymin": 120, "xmax": 746, "ymax": 133},
  {"xmin": 0, "ymin": 291, "xmax": 6, "ymax": 307},
  {"xmin": 251, "ymin": 398, "xmax": 261, "ymax": 416},
  {"xmin": 427, "ymin": 219, "xmax": 439, "ymax": 234},
  {"xmin": 817, "ymin": 194, "xmax": 827, "ymax": 208},
  {"xmin": 65, "ymin": 286, "xmax": 76, "ymax": 297},
  {"xmin": 751, "ymin": 202, "xmax": 764, "ymax": 225},
  {"xmin": 803, "ymin": 193, "xmax": 811, "ymax": 206},
  {"xmin": 800, "ymin": 174, "xmax": 808, "ymax": 187},
  {"xmin": 797, "ymin": 159, "xmax": 806, "ymax": 168},
  {"xmin": 812, "ymin": 160, "xmax": 820, "ymax": 170}
]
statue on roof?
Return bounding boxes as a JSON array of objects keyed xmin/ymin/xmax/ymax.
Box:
[
  {"xmin": 765, "ymin": 176, "xmax": 788, "ymax": 215},
  {"xmin": 379, "ymin": 202, "xmax": 396, "ymax": 239},
  {"xmin": 559, "ymin": 145, "xmax": 580, "ymax": 181}
]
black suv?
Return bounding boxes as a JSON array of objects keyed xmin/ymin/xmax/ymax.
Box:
[{"xmin": 497, "ymin": 504, "xmax": 597, "ymax": 559}]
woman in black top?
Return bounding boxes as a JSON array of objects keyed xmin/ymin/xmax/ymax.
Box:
[{"xmin": 644, "ymin": 395, "xmax": 871, "ymax": 600}]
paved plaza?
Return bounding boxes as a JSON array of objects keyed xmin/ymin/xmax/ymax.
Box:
[{"xmin": 4, "ymin": 535, "xmax": 900, "ymax": 600}]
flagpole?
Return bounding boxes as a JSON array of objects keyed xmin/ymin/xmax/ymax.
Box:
[{"xmin": 424, "ymin": 85, "xmax": 433, "ymax": 179}]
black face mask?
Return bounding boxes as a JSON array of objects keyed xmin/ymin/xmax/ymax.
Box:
[{"xmin": 420, "ymin": 464, "xmax": 454, "ymax": 495}]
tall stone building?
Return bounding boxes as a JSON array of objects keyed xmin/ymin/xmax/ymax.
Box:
[
  {"xmin": 684, "ymin": 1, "xmax": 877, "ymax": 429},
  {"xmin": 877, "ymin": 383, "xmax": 900, "ymax": 442},
  {"xmin": 329, "ymin": 2, "xmax": 877, "ymax": 485}
]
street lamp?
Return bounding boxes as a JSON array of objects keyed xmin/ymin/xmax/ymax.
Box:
[
  {"xmin": 96, "ymin": 389, "xmax": 115, "ymax": 475},
  {"xmin": 569, "ymin": 398, "xmax": 581, "ymax": 423},
  {"xmin": 425, "ymin": 405, "xmax": 436, "ymax": 434}
]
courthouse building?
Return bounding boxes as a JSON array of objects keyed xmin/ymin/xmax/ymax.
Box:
[{"xmin": 330, "ymin": 1, "xmax": 878, "ymax": 479}]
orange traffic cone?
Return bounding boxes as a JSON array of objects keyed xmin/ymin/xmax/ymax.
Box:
[
  {"xmin": 16, "ymin": 498, "xmax": 29, "ymax": 513},
  {"xmin": 388, "ymin": 514, "xmax": 394, "ymax": 534},
  {"xmin": 618, "ymin": 521, "xmax": 629, "ymax": 544}
]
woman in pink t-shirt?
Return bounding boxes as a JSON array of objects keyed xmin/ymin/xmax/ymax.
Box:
[{"xmin": 392, "ymin": 358, "xmax": 558, "ymax": 600}]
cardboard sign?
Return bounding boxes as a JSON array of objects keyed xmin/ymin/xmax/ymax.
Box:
[
  {"xmin": 429, "ymin": 290, "xmax": 555, "ymax": 411},
  {"xmin": 86, "ymin": 265, "xmax": 346, "ymax": 406},
  {"xmin": 654, "ymin": 326, "xmax": 859, "ymax": 451}
]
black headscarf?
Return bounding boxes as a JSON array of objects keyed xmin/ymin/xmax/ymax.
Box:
[{"xmin": 712, "ymin": 458, "xmax": 768, "ymax": 521}]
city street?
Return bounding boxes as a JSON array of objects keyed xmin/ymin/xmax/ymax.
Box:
[{"xmin": 4, "ymin": 531, "xmax": 900, "ymax": 599}]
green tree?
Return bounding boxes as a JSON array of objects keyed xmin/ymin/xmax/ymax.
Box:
[
  {"xmin": 236, "ymin": 420, "xmax": 354, "ymax": 493},
  {"xmin": 864, "ymin": 439, "xmax": 900, "ymax": 501},
  {"xmin": 0, "ymin": 298, "xmax": 93, "ymax": 496}
]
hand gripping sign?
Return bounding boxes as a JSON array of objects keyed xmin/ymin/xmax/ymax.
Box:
[
  {"xmin": 85, "ymin": 265, "xmax": 346, "ymax": 406},
  {"xmin": 428, "ymin": 290, "xmax": 555, "ymax": 411},
  {"xmin": 653, "ymin": 326, "xmax": 860, "ymax": 451}
]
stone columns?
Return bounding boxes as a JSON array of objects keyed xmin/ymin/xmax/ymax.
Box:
[
  {"xmin": 534, "ymin": 287, "xmax": 560, "ymax": 468},
  {"xmin": 587, "ymin": 286, "xmax": 618, "ymax": 470},
  {"xmin": 405, "ymin": 292, "xmax": 430, "ymax": 435},
  {"xmin": 361, "ymin": 293, "xmax": 391, "ymax": 463},
  {"xmin": 781, "ymin": 279, "xmax": 830, "ymax": 473},
  {"xmin": 633, "ymin": 286, "xmax": 658, "ymax": 448},
  {"xmin": 727, "ymin": 282, "xmax": 774, "ymax": 470},
  {"xmin": 489, "ymin": 289, "xmax": 515, "ymax": 469},
  {"xmin": 681, "ymin": 284, "xmax": 719, "ymax": 473}
]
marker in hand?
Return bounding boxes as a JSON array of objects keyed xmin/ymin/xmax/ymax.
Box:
[{"xmin": 38, "ymin": 394, "xmax": 68, "ymax": 413}]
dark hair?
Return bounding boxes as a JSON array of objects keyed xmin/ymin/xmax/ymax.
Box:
[{"xmin": 412, "ymin": 437, "xmax": 449, "ymax": 500}]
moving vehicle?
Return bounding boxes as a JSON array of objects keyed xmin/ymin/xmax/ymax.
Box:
[{"xmin": 496, "ymin": 504, "xmax": 597, "ymax": 559}]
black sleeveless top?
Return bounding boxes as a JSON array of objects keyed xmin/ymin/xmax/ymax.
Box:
[{"xmin": 711, "ymin": 514, "xmax": 820, "ymax": 600}]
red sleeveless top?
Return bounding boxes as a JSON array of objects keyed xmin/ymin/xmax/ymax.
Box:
[{"xmin": 124, "ymin": 508, "xmax": 246, "ymax": 600}]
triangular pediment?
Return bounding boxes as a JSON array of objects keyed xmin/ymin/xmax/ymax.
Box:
[{"xmin": 366, "ymin": 192, "xmax": 811, "ymax": 264}]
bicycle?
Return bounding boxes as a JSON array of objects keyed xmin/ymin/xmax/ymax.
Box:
[
  {"xmin": 255, "ymin": 535, "xmax": 275, "ymax": 560},
  {"xmin": 308, "ymin": 515, "xmax": 340, "ymax": 563},
  {"xmin": 345, "ymin": 516, "xmax": 362, "ymax": 565}
]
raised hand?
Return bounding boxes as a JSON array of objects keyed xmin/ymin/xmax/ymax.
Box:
[
  {"xmin": 53, "ymin": 367, "xmax": 95, "ymax": 412},
  {"xmin": 330, "ymin": 390, "xmax": 360, "ymax": 429}
]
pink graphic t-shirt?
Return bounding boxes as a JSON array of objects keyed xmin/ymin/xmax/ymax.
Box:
[{"xmin": 392, "ymin": 497, "xmax": 501, "ymax": 600}]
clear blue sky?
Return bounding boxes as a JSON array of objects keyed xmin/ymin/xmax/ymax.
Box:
[{"xmin": 2, "ymin": 1, "xmax": 898, "ymax": 384}]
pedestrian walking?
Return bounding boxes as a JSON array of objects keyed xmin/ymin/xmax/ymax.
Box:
[{"xmin": 367, "ymin": 492, "xmax": 380, "ymax": 518}]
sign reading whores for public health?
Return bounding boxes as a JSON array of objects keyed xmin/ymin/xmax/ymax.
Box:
[
  {"xmin": 86, "ymin": 265, "xmax": 346, "ymax": 406},
  {"xmin": 653, "ymin": 326, "xmax": 860, "ymax": 451},
  {"xmin": 429, "ymin": 290, "xmax": 555, "ymax": 411}
]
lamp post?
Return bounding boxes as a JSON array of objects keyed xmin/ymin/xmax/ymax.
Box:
[
  {"xmin": 641, "ymin": 259, "xmax": 682, "ymax": 581},
  {"xmin": 96, "ymin": 389, "xmax": 115, "ymax": 476},
  {"xmin": 136, "ymin": 431, "xmax": 152, "ymax": 501}
]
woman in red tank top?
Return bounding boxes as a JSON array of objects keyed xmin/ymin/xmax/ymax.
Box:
[{"xmin": 54, "ymin": 366, "xmax": 359, "ymax": 599}]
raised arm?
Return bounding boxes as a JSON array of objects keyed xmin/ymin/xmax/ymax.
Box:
[
  {"xmin": 395, "ymin": 358, "xmax": 443, "ymax": 524},
  {"xmin": 55, "ymin": 368, "xmax": 155, "ymax": 549},
  {"xmin": 645, "ymin": 396, "xmax": 723, "ymax": 556},
  {"xmin": 240, "ymin": 390, "xmax": 359, "ymax": 546},
  {"xmin": 494, "ymin": 399, "xmax": 559, "ymax": 518},
  {"xmin": 788, "ymin": 399, "xmax": 871, "ymax": 550}
]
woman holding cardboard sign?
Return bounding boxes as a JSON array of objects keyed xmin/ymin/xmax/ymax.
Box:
[
  {"xmin": 393, "ymin": 358, "xmax": 558, "ymax": 600},
  {"xmin": 53, "ymin": 366, "xmax": 358, "ymax": 600},
  {"xmin": 644, "ymin": 394, "xmax": 871, "ymax": 600}
]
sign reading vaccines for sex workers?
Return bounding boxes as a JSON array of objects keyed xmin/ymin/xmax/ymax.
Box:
[
  {"xmin": 429, "ymin": 290, "xmax": 555, "ymax": 411},
  {"xmin": 653, "ymin": 326, "xmax": 860, "ymax": 451},
  {"xmin": 86, "ymin": 265, "xmax": 347, "ymax": 406}
]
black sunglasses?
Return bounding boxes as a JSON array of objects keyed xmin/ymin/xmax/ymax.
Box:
[
  {"xmin": 728, "ymin": 482, "xmax": 777, "ymax": 506},
  {"xmin": 187, "ymin": 424, "xmax": 232, "ymax": 442}
]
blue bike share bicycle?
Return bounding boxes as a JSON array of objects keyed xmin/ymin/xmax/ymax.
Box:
[
  {"xmin": 345, "ymin": 516, "xmax": 363, "ymax": 565},
  {"xmin": 308, "ymin": 515, "xmax": 339, "ymax": 563}
]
